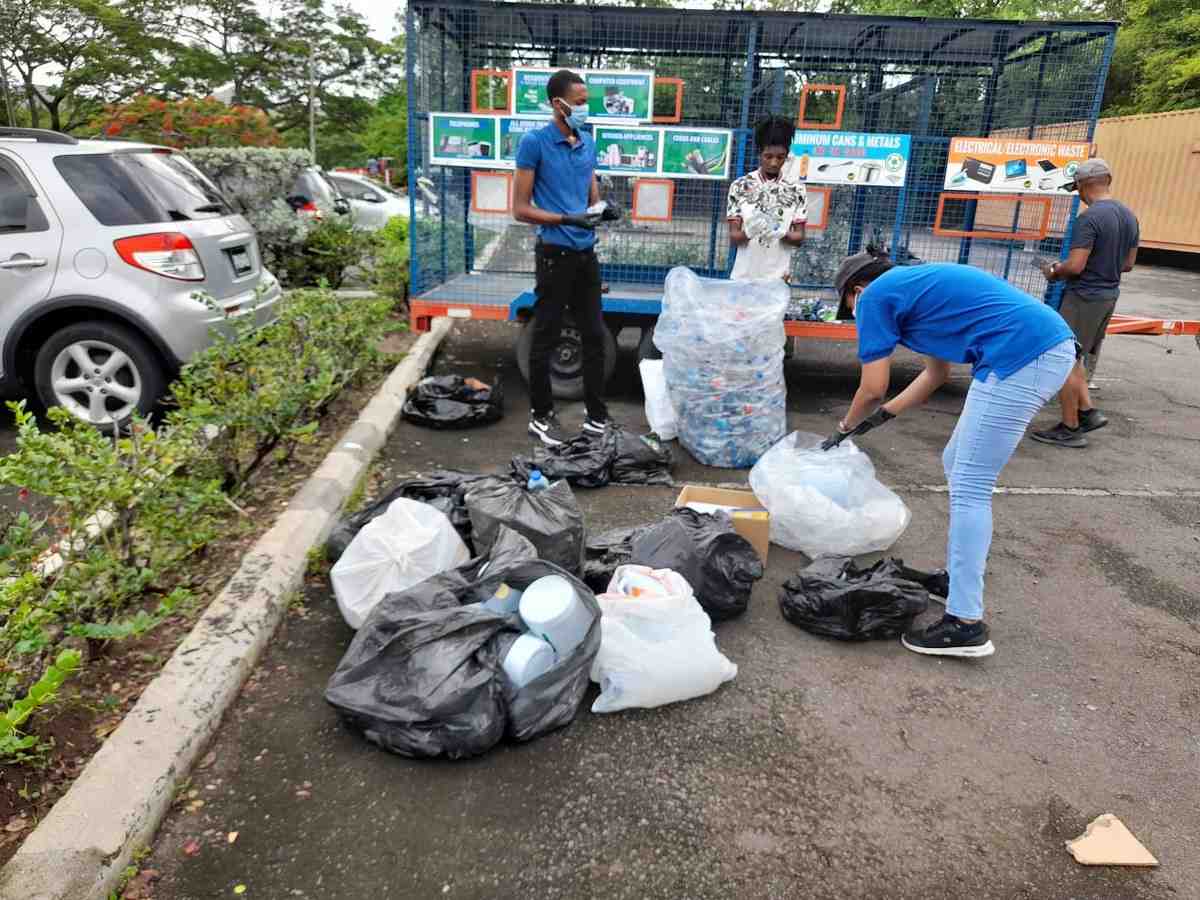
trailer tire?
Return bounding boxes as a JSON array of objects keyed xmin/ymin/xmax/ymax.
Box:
[{"xmin": 516, "ymin": 314, "xmax": 618, "ymax": 401}]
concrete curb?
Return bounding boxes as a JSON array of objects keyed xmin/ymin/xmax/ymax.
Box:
[{"xmin": 0, "ymin": 318, "xmax": 455, "ymax": 900}]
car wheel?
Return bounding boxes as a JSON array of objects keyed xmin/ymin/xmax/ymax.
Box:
[
  {"xmin": 34, "ymin": 321, "xmax": 166, "ymax": 432},
  {"xmin": 515, "ymin": 313, "xmax": 618, "ymax": 401}
]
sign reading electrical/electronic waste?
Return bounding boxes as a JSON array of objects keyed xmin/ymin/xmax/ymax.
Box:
[
  {"xmin": 512, "ymin": 67, "xmax": 654, "ymax": 123},
  {"xmin": 790, "ymin": 131, "xmax": 912, "ymax": 188},
  {"xmin": 943, "ymin": 136, "xmax": 1092, "ymax": 194}
]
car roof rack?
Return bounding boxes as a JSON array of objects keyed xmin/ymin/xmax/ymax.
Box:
[{"xmin": 0, "ymin": 127, "xmax": 79, "ymax": 145}]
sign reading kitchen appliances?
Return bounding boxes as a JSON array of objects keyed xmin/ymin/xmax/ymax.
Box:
[
  {"xmin": 512, "ymin": 67, "xmax": 654, "ymax": 123},
  {"xmin": 790, "ymin": 130, "xmax": 911, "ymax": 188},
  {"xmin": 594, "ymin": 126, "xmax": 662, "ymax": 174},
  {"xmin": 943, "ymin": 137, "xmax": 1092, "ymax": 194}
]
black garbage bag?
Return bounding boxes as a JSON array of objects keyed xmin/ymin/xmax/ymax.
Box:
[
  {"xmin": 610, "ymin": 428, "xmax": 672, "ymax": 486},
  {"xmin": 325, "ymin": 470, "xmax": 485, "ymax": 563},
  {"xmin": 779, "ymin": 557, "xmax": 948, "ymax": 641},
  {"xmin": 465, "ymin": 476, "xmax": 586, "ymax": 576},
  {"xmin": 630, "ymin": 508, "xmax": 764, "ymax": 621},
  {"xmin": 325, "ymin": 560, "xmax": 599, "ymax": 759},
  {"xmin": 582, "ymin": 524, "xmax": 646, "ymax": 593},
  {"xmin": 402, "ymin": 375, "xmax": 503, "ymax": 430},
  {"xmin": 511, "ymin": 429, "xmax": 616, "ymax": 489}
]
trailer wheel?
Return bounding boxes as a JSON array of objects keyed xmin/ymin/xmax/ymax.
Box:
[
  {"xmin": 516, "ymin": 314, "xmax": 618, "ymax": 401},
  {"xmin": 637, "ymin": 325, "xmax": 662, "ymax": 361}
]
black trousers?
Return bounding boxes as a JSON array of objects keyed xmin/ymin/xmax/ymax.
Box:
[{"xmin": 529, "ymin": 242, "xmax": 609, "ymax": 421}]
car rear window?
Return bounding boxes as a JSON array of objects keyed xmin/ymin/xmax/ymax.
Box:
[{"xmin": 54, "ymin": 150, "xmax": 234, "ymax": 226}]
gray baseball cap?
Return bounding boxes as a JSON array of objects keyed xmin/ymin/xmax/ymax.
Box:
[
  {"xmin": 833, "ymin": 250, "xmax": 883, "ymax": 319},
  {"xmin": 1065, "ymin": 157, "xmax": 1111, "ymax": 191}
]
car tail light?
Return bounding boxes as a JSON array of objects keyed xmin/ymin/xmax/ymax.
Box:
[
  {"xmin": 114, "ymin": 232, "xmax": 205, "ymax": 281},
  {"xmin": 298, "ymin": 201, "xmax": 323, "ymax": 220}
]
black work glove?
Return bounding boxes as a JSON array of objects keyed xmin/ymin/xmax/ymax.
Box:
[
  {"xmin": 561, "ymin": 212, "xmax": 600, "ymax": 229},
  {"xmin": 820, "ymin": 408, "xmax": 896, "ymax": 451},
  {"xmin": 600, "ymin": 203, "xmax": 622, "ymax": 222}
]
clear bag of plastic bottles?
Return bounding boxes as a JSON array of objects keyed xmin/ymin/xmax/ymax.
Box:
[{"xmin": 653, "ymin": 267, "xmax": 788, "ymax": 468}]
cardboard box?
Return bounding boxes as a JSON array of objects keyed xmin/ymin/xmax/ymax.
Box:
[{"xmin": 675, "ymin": 485, "xmax": 770, "ymax": 564}]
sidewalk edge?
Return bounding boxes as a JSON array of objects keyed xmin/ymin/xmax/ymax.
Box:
[{"xmin": 0, "ymin": 318, "xmax": 454, "ymax": 900}]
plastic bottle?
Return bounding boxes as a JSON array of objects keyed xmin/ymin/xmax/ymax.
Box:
[{"xmin": 527, "ymin": 469, "xmax": 550, "ymax": 492}]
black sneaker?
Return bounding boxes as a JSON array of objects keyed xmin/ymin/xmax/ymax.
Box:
[
  {"xmin": 1031, "ymin": 423, "xmax": 1088, "ymax": 448},
  {"xmin": 581, "ymin": 415, "xmax": 611, "ymax": 436},
  {"xmin": 902, "ymin": 615, "xmax": 995, "ymax": 659},
  {"xmin": 528, "ymin": 412, "xmax": 568, "ymax": 447},
  {"xmin": 1078, "ymin": 408, "xmax": 1109, "ymax": 433}
]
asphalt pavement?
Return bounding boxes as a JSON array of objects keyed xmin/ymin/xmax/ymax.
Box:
[{"xmin": 138, "ymin": 264, "xmax": 1199, "ymax": 899}]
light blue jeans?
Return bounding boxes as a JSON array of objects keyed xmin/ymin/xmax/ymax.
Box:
[{"xmin": 942, "ymin": 339, "xmax": 1076, "ymax": 620}]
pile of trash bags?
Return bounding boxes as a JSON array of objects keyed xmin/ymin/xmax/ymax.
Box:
[
  {"xmin": 402, "ymin": 375, "xmax": 503, "ymax": 429},
  {"xmin": 583, "ymin": 508, "xmax": 763, "ymax": 621},
  {"xmin": 653, "ymin": 267, "xmax": 788, "ymax": 468},
  {"xmin": 326, "ymin": 555, "xmax": 600, "ymax": 759},
  {"xmin": 511, "ymin": 427, "xmax": 672, "ymax": 489},
  {"xmin": 749, "ymin": 431, "xmax": 911, "ymax": 558},
  {"xmin": 591, "ymin": 566, "xmax": 737, "ymax": 713},
  {"xmin": 779, "ymin": 557, "xmax": 948, "ymax": 640}
]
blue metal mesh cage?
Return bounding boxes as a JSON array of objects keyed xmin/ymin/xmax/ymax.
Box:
[{"xmin": 406, "ymin": 1, "xmax": 1116, "ymax": 314}]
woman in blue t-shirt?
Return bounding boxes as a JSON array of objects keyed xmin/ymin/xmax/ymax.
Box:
[{"xmin": 823, "ymin": 252, "xmax": 1077, "ymax": 659}]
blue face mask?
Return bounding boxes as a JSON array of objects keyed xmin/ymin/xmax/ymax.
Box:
[{"xmin": 558, "ymin": 100, "xmax": 588, "ymax": 130}]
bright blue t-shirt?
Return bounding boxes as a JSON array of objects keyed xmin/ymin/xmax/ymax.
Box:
[
  {"xmin": 515, "ymin": 123, "xmax": 596, "ymax": 251},
  {"xmin": 855, "ymin": 263, "xmax": 1074, "ymax": 381}
]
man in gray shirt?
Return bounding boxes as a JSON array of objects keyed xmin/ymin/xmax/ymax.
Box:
[{"xmin": 1032, "ymin": 158, "xmax": 1139, "ymax": 448}]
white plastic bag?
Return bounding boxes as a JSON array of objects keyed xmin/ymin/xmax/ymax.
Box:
[
  {"xmin": 639, "ymin": 359, "xmax": 678, "ymax": 441},
  {"xmin": 590, "ymin": 565, "xmax": 737, "ymax": 714},
  {"xmin": 748, "ymin": 431, "xmax": 911, "ymax": 559},
  {"xmin": 330, "ymin": 498, "xmax": 470, "ymax": 629}
]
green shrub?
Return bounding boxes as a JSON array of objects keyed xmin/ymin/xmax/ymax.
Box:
[
  {"xmin": 372, "ymin": 215, "xmax": 410, "ymax": 304},
  {"xmin": 270, "ymin": 215, "xmax": 377, "ymax": 289},
  {"xmin": 0, "ymin": 286, "xmax": 390, "ymax": 765}
]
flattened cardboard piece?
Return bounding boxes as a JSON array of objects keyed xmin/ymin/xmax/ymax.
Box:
[{"xmin": 1065, "ymin": 814, "xmax": 1159, "ymax": 867}]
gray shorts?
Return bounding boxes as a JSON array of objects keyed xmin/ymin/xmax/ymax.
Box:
[{"xmin": 1059, "ymin": 291, "xmax": 1117, "ymax": 357}]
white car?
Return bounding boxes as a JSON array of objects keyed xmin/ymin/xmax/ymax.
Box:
[{"xmin": 326, "ymin": 173, "xmax": 409, "ymax": 230}]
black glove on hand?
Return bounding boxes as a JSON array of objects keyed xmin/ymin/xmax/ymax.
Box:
[
  {"xmin": 561, "ymin": 212, "xmax": 600, "ymax": 229},
  {"xmin": 820, "ymin": 407, "xmax": 896, "ymax": 451},
  {"xmin": 600, "ymin": 203, "xmax": 622, "ymax": 222}
]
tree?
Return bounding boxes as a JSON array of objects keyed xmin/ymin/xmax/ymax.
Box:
[
  {"xmin": 1, "ymin": 0, "xmax": 179, "ymax": 133},
  {"xmin": 89, "ymin": 95, "xmax": 282, "ymax": 147},
  {"xmin": 1102, "ymin": 0, "xmax": 1200, "ymax": 114}
]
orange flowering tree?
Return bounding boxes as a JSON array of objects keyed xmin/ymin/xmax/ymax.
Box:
[{"xmin": 90, "ymin": 96, "xmax": 282, "ymax": 149}]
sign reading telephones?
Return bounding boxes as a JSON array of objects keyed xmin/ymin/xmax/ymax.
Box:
[{"xmin": 943, "ymin": 137, "xmax": 1092, "ymax": 194}]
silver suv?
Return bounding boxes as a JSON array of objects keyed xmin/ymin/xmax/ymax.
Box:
[{"xmin": 0, "ymin": 128, "xmax": 281, "ymax": 429}]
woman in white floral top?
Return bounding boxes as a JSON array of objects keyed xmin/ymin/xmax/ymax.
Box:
[{"xmin": 727, "ymin": 116, "xmax": 807, "ymax": 283}]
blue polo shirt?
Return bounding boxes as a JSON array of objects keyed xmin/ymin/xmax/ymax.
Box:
[
  {"xmin": 515, "ymin": 123, "xmax": 597, "ymax": 251},
  {"xmin": 856, "ymin": 263, "xmax": 1074, "ymax": 382}
]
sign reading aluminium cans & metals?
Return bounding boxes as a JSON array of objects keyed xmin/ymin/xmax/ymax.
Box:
[
  {"xmin": 429, "ymin": 114, "xmax": 498, "ymax": 167},
  {"xmin": 942, "ymin": 136, "xmax": 1091, "ymax": 194},
  {"xmin": 512, "ymin": 67, "xmax": 654, "ymax": 123},
  {"xmin": 790, "ymin": 130, "xmax": 911, "ymax": 188}
]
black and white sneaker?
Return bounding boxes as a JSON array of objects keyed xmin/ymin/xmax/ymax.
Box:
[
  {"xmin": 581, "ymin": 415, "xmax": 611, "ymax": 436},
  {"xmin": 901, "ymin": 615, "xmax": 995, "ymax": 659},
  {"xmin": 528, "ymin": 412, "xmax": 568, "ymax": 447},
  {"xmin": 1031, "ymin": 422, "xmax": 1088, "ymax": 448}
]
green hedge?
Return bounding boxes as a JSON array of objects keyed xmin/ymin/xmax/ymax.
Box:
[{"xmin": 0, "ymin": 288, "xmax": 391, "ymax": 764}]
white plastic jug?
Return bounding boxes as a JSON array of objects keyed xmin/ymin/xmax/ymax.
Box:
[
  {"xmin": 501, "ymin": 633, "xmax": 556, "ymax": 688},
  {"xmin": 519, "ymin": 574, "xmax": 592, "ymax": 657},
  {"xmin": 481, "ymin": 582, "xmax": 523, "ymax": 615}
]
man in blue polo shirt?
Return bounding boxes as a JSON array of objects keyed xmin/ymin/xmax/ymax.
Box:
[{"xmin": 513, "ymin": 69, "xmax": 615, "ymax": 447}]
